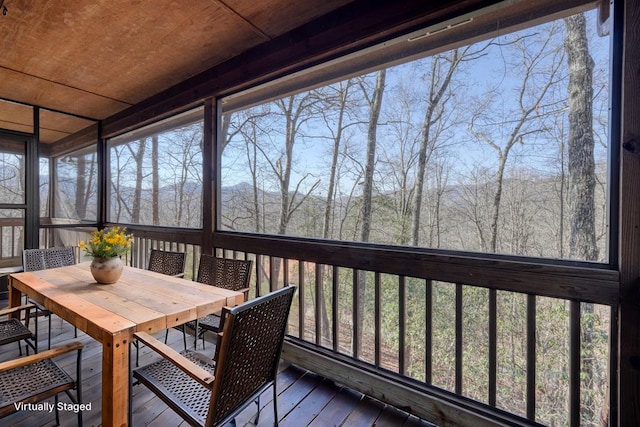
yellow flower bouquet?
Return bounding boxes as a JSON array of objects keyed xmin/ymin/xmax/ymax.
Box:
[{"xmin": 80, "ymin": 226, "xmax": 133, "ymax": 259}]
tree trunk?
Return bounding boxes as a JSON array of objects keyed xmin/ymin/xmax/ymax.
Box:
[
  {"xmin": 74, "ymin": 155, "xmax": 87, "ymax": 219},
  {"xmin": 131, "ymin": 139, "xmax": 146, "ymax": 223},
  {"xmin": 360, "ymin": 70, "xmax": 386, "ymax": 243},
  {"xmin": 564, "ymin": 13, "xmax": 600, "ymax": 426},
  {"xmin": 320, "ymin": 82, "xmax": 351, "ymax": 340},
  {"xmin": 565, "ymin": 15, "xmax": 598, "ymax": 262},
  {"xmin": 152, "ymin": 135, "xmax": 159, "ymax": 225},
  {"xmin": 412, "ymin": 52, "xmax": 459, "ymax": 246},
  {"xmin": 358, "ymin": 70, "xmax": 386, "ymax": 355}
]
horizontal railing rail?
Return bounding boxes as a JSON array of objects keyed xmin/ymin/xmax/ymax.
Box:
[{"xmin": 213, "ymin": 232, "xmax": 619, "ymax": 305}]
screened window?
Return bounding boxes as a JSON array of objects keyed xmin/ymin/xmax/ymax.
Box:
[
  {"xmin": 53, "ymin": 146, "xmax": 98, "ymax": 223},
  {"xmin": 0, "ymin": 143, "xmax": 25, "ymax": 204},
  {"xmin": 108, "ymin": 108, "xmax": 204, "ymax": 228},
  {"xmin": 220, "ymin": 7, "xmax": 611, "ymax": 263}
]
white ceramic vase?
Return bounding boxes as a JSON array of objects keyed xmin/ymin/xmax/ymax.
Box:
[{"xmin": 90, "ymin": 257, "xmax": 124, "ymax": 284}]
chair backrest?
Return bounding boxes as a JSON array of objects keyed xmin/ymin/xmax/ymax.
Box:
[
  {"xmin": 196, "ymin": 254, "xmax": 252, "ymax": 292},
  {"xmin": 206, "ymin": 286, "xmax": 295, "ymax": 426},
  {"xmin": 43, "ymin": 247, "xmax": 76, "ymax": 268},
  {"xmin": 148, "ymin": 249, "xmax": 187, "ymax": 277},
  {"xmin": 22, "ymin": 249, "xmax": 46, "ymax": 272},
  {"xmin": 23, "ymin": 247, "xmax": 75, "ymax": 272}
]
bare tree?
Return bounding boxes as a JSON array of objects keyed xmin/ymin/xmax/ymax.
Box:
[
  {"xmin": 321, "ymin": 80, "xmax": 359, "ymax": 240},
  {"xmin": 128, "ymin": 139, "xmax": 146, "ymax": 223},
  {"xmin": 356, "ymin": 69, "xmax": 386, "ymax": 354},
  {"xmin": 273, "ymin": 93, "xmax": 323, "ymax": 235},
  {"xmin": 412, "ymin": 50, "xmax": 464, "ymax": 246},
  {"xmin": 565, "ymin": 16, "xmax": 598, "ymax": 262},
  {"xmin": 360, "ymin": 70, "xmax": 386, "ymax": 243},
  {"xmin": 468, "ymin": 28, "xmax": 565, "ymax": 253},
  {"xmin": 152, "ymin": 135, "xmax": 159, "ymax": 225},
  {"xmin": 564, "ymin": 13, "xmax": 601, "ymax": 427}
]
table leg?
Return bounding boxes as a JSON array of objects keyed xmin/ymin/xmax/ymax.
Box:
[
  {"xmin": 8, "ymin": 277, "xmax": 23, "ymax": 315},
  {"xmin": 102, "ymin": 330, "xmax": 131, "ymax": 426}
]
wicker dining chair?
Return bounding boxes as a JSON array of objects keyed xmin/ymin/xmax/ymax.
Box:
[
  {"xmin": 136, "ymin": 249, "xmax": 189, "ymax": 364},
  {"xmin": 148, "ymin": 249, "xmax": 187, "ymax": 278},
  {"xmin": 193, "ymin": 255, "xmax": 252, "ymax": 348},
  {"xmin": 0, "ymin": 304, "xmax": 37, "ymax": 356},
  {"xmin": 132, "ymin": 286, "xmax": 295, "ymax": 427},
  {"xmin": 0, "ymin": 341, "xmax": 84, "ymax": 427},
  {"xmin": 167, "ymin": 254, "xmax": 252, "ymax": 350},
  {"xmin": 23, "ymin": 247, "xmax": 77, "ymax": 349}
]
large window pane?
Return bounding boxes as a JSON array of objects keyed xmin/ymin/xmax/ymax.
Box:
[
  {"xmin": 54, "ymin": 146, "xmax": 98, "ymax": 223},
  {"xmin": 0, "ymin": 144, "xmax": 25, "ymax": 205},
  {"xmin": 220, "ymin": 7, "xmax": 610, "ymax": 263},
  {"xmin": 108, "ymin": 108, "xmax": 203, "ymax": 227},
  {"xmin": 40, "ymin": 157, "xmax": 49, "ymax": 218}
]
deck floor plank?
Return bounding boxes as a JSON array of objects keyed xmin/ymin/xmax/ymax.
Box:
[
  {"xmin": 306, "ymin": 387, "xmax": 362, "ymax": 427},
  {"xmin": 279, "ymin": 378, "xmax": 339, "ymax": 427},
  {"xmin": 340, "ymin": 395, "xmax": 384, "ymax": 426}
]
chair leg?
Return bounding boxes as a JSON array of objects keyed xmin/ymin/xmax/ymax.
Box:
[
  {"xmin": 76, "ymin": 347, "xmax": 84, "ymax": 427},
  {"xmin": 273, "ymin": 384, "xmax": 279, "ymax": 426},
  {"xmin": 55, "ymin": 394, "xmax": 60, "ymax": 426},
  {"xmin": 181, "ymin": 324, "xmax": 187, "ymax": 351},
  {"xmin": 254, "ymin": 395, "xmax": 261, "ymax": 424},
  {"xmin": 194, "ymin": 320, "xmax": 199, "ymax": 350},
  {"xmin": 47, "ymin": 311, "xmax": 52, "ymax": 350}
]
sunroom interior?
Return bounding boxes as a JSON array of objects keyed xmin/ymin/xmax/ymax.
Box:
[{"xmin": 0, "ymin": 0, "xmax": 639, "ymax": 426}]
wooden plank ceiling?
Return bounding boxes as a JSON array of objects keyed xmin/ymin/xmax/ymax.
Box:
[{"xmin": 0, "ymin": 0, "xmax": 353, "ymax": 144}]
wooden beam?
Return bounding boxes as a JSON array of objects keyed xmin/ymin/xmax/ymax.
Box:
[
  {"xmin": 106, "ymin": 224, "xmax": 203, "ymax": 246},
  {"xmin": 42, "ymin": 123, "xmax": 98, "ymax": 157},
  {"xmin": 618, "ymin": 0, "xmax": 640, "ymax": 425},
  {"xmin": 202, "ymin": 99, "xmax": 215, "ymax": 255}
]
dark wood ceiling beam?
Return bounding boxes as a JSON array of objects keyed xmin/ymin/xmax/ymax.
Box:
[
  {"xmin": 42, "ymin": 123, "xmax": 98, "ymax": 157},
  {"xmin": 101, "ymin": 0, "xmax": 503, "ymax": 137}
]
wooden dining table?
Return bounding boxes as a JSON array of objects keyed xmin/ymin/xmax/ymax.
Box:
[{"xmin": 8, "ymin": 262, "xmax": 244, "ymax": 427}]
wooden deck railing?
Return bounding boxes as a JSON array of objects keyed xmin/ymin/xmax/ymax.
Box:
[
  {"xmin": 211, "ymin": 231, "xmax": 619, "ymax": 427},
  {"xmin": 37, "ymin": 225, "xmax": 619, "ymax": 427}
]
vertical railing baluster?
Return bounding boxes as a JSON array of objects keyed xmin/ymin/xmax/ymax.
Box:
[
  {"xmin": 333, "ymin": 265, "xmax": 339, "ymax": 352},
  {"xmin": 569, "ymin": 300, "xmax": 580, "ymax": 427},
  {"xmin": 298, "ymin": 260, "xmax": 305, "ymax": 340},
  {"xmin": 489, "ymin": 288, "xmax": 497, "ymax": 407},
  {"xmin": 353, "ymin": 269, "xmax": 360, "ymax": 359},
  {"xmin": 399, "ymin": 275, "xmax": 406, "ymax": 375},
  {"xmin": 283, "ymin": 258, "xmax": 289, "ymax": 289},
  {"xmin": 375, "ymin": 271, "xmax": 381, "ymax": 367},
  {"xmin": 526, "ymin": 294, "xmax": 536, "ymax": 420},
  {"xmin": 425, "ymin": 279, "xmax": 432, "ymax": 384},
  {"xmin": 269, "ymin": 255, "xmax": 276, "ymax": 292},
  {"xmin": 609, "ymin": 305, "xmax": 618, "ymax": 427},
  {"xmin": 255, "ymin": 254, "xmax": 262, "ymax": 297},
  {"xmin": 192, "ymin": 245, "xmax": 200, "ymax": 280},
  {"xmin": 315, "ymin": 263, "xmax": 322, "ymax": 346},
  {"xmin": 455, "ymin": 283, "xmax": 463, "ymax": 395}
]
